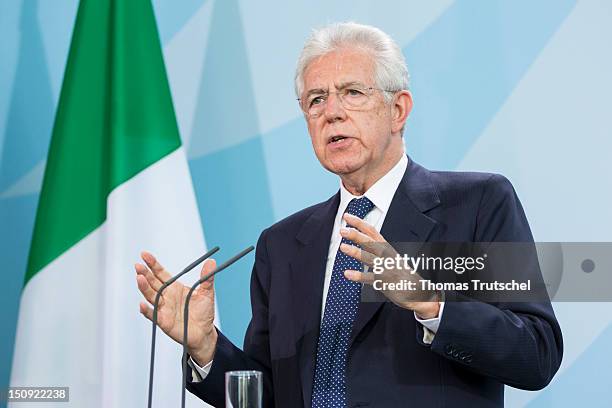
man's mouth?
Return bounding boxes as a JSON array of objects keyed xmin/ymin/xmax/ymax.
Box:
[{"xmin": 328, "ymin": 135, "xmax": 348, "ymax": 144}]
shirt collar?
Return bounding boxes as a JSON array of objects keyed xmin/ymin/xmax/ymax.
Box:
[{"xmin": 338, "ymin": 154, "xmax": 408, "ymax": 214}]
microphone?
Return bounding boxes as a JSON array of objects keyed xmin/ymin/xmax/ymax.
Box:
[
  {"xmin": 181, "ymin": 245, "xmax": 255, "ymax": 408},
  {"xmin": 147, "ymin": 246, "xmax": 220, "ymax": 408}
]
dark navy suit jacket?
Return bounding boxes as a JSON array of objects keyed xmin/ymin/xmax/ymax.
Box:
[{"xmin": 187, "ymin": 157, "xmax": 563, "ymax": 407}]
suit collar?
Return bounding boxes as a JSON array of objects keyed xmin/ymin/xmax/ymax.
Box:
[
  {"xmin": 377, "ymin": 155, "xmax": 440, "ymax": 242},
  {"xmin": 399, "ymin": 155, "xmax": 441, "ymax": 214}
]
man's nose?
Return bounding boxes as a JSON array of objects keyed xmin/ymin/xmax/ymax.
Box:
[{"xmin": 324, "ymin": 92, "xmax": 347, "ymax": 122}]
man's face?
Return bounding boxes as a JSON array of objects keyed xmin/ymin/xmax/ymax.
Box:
[{"xmin": 301, "ymin": 48, "xmax": 402, "ymax": 178}]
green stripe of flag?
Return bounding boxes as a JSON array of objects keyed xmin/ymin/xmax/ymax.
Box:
[{"xmin": 26, "ymin": 0, "xmax": 181, "ymax": 284}]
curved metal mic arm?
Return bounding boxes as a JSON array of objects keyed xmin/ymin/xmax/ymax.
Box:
[
  {"xmin": 181, "ymin": 246, "xmax": 255, "ymax": 408},
  {"xmin": 148, "ymin": 246, "xmax": 220, "ymax": 408}
]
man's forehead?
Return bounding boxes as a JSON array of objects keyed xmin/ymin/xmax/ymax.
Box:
[{"xmin": 303, "ymin": 49, "xmax": 375, "ymax": 91}]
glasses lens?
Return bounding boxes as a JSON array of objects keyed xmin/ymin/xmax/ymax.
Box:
[
  {"xmin": 340, "ymin": 87, "xmax": 370, "ymax": 108},
  {"xmin": 305, "ymin": 94, "xmax": 325, "ymax": 117},
  {"xmin": 301, "ymin": 87, "xmax": 376, "ymax": 117}
]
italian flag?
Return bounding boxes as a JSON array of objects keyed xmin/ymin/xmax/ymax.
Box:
[{"xmin": 10, "ymin": 0, "xmax": 208, "ymax": 406}]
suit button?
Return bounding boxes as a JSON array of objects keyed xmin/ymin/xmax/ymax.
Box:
[{"xmin": 445, "ymin": 344, "xmax": 454, "ymax": 355}]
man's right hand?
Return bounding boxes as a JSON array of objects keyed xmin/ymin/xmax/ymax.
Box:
[{"xmin": 136, "ymin": 251, "xmax": 218, "ymax": 366}]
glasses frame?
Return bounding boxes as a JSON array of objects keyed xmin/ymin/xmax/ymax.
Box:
[{"xmin": 297, "ymin": 86, "xmax": 399, "ymax": 118}]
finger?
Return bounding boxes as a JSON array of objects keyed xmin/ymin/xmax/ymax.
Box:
[
  {"xmin": 340, "ymin": 226, "xmax": 373, "ymax": 246},
  {"xmin": 343, "ymin": 213, "xmax": 382, "ymax": 239},
  {"xmin": 340, "ymin": 227, "xmax": 387, "ymax": 257},
  {"xmin": 379, "ymin": 244, "xmax": 399, "ymax": 260},
  {"xmin": 139, "ymin": 301, "xmax": 153, "ymax": 321},
  {"xmin": 340, "ymin": 218, "xmax": 395, "ymax": 258},
  {"xmin": 196, "ymin": 258, "xmax": 217, "ymax": 295},
  {"xmin": 135, "ymin": 262, "xmax": 163, "ymax": 292},
  {"xmin": 340, "ymin": 243, "xmax": 377, "ymax": 266},
  {"xmin": 344, "ymin": 269, "xmax": 376, "ymax": 285},
  {"xmin": 141, "ymin": 251, "xmax": 172, "ymax": 283},
  {"xmin": 136, "ymin": 274, "xmax": 158, "ymax": 305}
]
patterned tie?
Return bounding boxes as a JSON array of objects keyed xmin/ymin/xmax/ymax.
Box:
[{"xmin": 311, "ymin": 197, "xmax": 375, "ymax": 408}]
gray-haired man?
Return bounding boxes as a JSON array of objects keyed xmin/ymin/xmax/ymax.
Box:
[{"xmin": 137, "ymin": 22, "xmax": 562, "ymax": 407}]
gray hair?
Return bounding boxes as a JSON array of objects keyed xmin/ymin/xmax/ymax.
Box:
[{"xmin": 294, "ymin": 22, "xmax": 410, "ymax": 102}]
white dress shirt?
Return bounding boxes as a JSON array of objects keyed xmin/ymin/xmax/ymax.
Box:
[{"xmin": 190, "ymin": 154, "xmax": 444, "ymax": 380}]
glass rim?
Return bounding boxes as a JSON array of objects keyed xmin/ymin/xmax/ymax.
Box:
[{"xmin": 225, "ymin": 370, "xmax": 262, "ymax": 377}]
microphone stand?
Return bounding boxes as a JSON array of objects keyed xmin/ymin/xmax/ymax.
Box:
[
  {"xmin": 181, "ymin": 246, "xmax": 255, "ymax": 408},
  {"xmin": 147, "ymin": 246, "xmax": 220, "ymax": 408}
]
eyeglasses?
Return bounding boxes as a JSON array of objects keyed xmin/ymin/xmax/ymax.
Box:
[{"xmin": 297, "ymin": 85, "xmax": 398, "ymax": 118}]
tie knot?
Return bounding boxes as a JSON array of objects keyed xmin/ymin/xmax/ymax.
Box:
[{"xmin": 345, "ymin": 197, "xmax": 374, "ymax": 219}]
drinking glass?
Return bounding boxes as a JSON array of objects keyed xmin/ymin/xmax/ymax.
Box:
[{"xmin": 225, "ymin": 370, "xmax": 262, "ymax": 408}]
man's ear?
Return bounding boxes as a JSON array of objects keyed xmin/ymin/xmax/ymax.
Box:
[{"xmin": 391, "ymin": 90, "xmax": 413, "ymax": 134}]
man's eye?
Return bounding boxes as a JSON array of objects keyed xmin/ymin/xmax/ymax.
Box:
[
  {"xmin": 309, "ymin": 96, "xmax": 325, "ymax": 107},
  {"xmin": 346, "ymin": 88, "xmax": 366, "ymax": 97}
]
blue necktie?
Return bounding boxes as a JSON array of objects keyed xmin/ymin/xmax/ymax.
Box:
[{"xmin": 312, "ymin": 197, "xmax": 375, "ymax": 408}]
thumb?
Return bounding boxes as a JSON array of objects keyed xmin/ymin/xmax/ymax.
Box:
[{"xmin": 197, "ymin": 258, "xmax": 217, "ymax": 294}]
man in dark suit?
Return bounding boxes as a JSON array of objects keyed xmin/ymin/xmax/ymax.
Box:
[{"xmin": 136, "ymin": 22, "xmax": 562, "ymax": 407}]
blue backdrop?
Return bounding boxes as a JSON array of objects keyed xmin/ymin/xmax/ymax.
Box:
[{"xmin": 2, "ymin": 1, "xmax": 611, "ymax": 406}]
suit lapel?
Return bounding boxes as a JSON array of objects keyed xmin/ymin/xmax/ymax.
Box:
[
  {"xmin": 289, "ymin": 193, "xmax": 339, "ymax": 407},
  {"xmin": 349, "ymin": 157, "xmax": 441, "ymax": 346}
]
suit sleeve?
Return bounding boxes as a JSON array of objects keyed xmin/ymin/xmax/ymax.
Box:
[
  {"xmin": 186, "ymin": 229, "xmax": 275, "ymax": 407},
  {"xmin": 420, "ymin": 174, "xmax": 564, "ymax": 390}
]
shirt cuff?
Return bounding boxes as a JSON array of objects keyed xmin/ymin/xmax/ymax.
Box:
[
  {"xmin": 188, "ymin": 356, "xmax": 213, "ymax": 383},
  {"xmin": 414, "ymin": 301, "xmax": 445, "ymax": 345}
]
